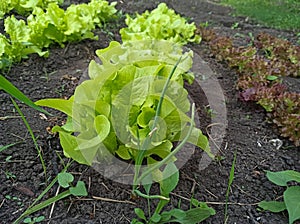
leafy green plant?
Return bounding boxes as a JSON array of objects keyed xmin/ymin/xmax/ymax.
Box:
[
  {"xmin": 199, "ymin": 26, "xmax": 300, "ymax": 146},
  {"xmin": 36, "ymin": 40, "xmax": 212, "ymax": 166},
  {"xmin": 0, "ymin": 0, "xmax": 64, "ymax": 19},
  {"xmin": 0, "ymin": 0, "xmax": 117, "ymax": 70},
  {"xmin": 120, "ymin": 3, "xmax": 201, "ymax": 45},
  {"xmin": 258, "ymin": 170, "xmax": 300, "ymax": 224},
  {"xmin": 130, "ymin": 103, "xmax": 215, "ymax": 223},
  {"xmin": 36, "ymin": 40, "xmax": 214, "ymax": 223}
]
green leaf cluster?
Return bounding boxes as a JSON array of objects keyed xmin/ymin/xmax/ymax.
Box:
[
  {"xmin": 36, "ymin": 40, "xmax": 211, "ymax": 166},
  {"xmin": 120, "ymin": 3, "xmax": 201, "ymax": 45},
  {"xmin": 133, "ymin": 162, "xmax": 215, "ymax": 223},
  {"xmin": 259, "ymin": 170, "xmax": 300, "ymax": 224},
  {"xmin": 0, "ymin": 0, "xmax": 64, "ymax": 19},
  {"xmin": 0, "ymin": 0, "xmax": 117, "ymax": 70}
]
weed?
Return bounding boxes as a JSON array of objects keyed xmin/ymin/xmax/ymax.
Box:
[
  {"xmin": 258, "ymin": 170, "xmax": 300, "ymax": 224},
  {"xmin": 5, "ymin": 171, "xmax": 16, "ymax": 180},
  {"xmin": 5, "ymin": 195, "xmax": 23, "ymax": 206},
  {"xmin": 23, "ymin": 216, "xmax": 45, "ymax": 224},
  {"xmin": 224, "ymin": 151, "xmax": 237, "ymax": 223},
  {"xmin": 231, "ymin": 22, "xmax": 239, "ymax": 29},
  {"xmin": 14, "ymin": 168, "xmax": 87, "ymax": 224},
  {"xmin": 0, "ymin": 75, "xmax": 51, "ymax": 115},
  {"xmin": 0, "ymin": 142, "xmax": 22, "ymax": 153}
]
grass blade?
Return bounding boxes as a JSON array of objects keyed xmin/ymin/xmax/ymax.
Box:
[
  {"xmin": 10, "ymin": 97, "xmax": 47, "ymax": 180},
  {"xmin": 224, "ymin": 150, "xmax": 237, "ymax": 223},
  {"xmin": 0, "ymin": 142, "xmax": 22, "ymax": 153},
  {"xmin": 0, "ymin": 75, "xmax": 51, "ymax": 115}
]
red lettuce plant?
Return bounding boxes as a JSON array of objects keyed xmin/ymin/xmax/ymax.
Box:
[{"xmin": 198, "ymin": 27, "xmax": 300, "ymax": 146}]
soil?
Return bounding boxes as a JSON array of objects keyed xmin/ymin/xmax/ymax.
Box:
[{"xmin": 1, "ymin": 0, "xmax": 300, "ymax": 223}]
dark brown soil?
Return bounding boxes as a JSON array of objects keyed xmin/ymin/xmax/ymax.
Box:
[{"xmin": 1, "ymin": 0, "xmax": 300, "ymax": 223}]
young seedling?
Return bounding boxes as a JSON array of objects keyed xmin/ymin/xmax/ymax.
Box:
[{"xmin": 14, "ymin": 168, "xmax": 87, "ymax": 224}]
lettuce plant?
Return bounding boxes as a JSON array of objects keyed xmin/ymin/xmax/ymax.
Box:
[
  {"xmin": 120, "ymin": 3, "xmax": 201, "ymax": 45},
  {"xmin": 36, "ymin": 40, "xmax": 214, "ymax": 223},
  {"xmin": 199, "ymin": 26, "xmax": 300, "ymax": 146},
  {"xmin": 0, "ymin": 0, "xmax": 64, "ymax": 19},
  {"xmin": 0, "ymin": 0, "xmax": 117, "ymax": 70},
  {"xmin": 36, "ymin": 40, "xmax": 211, "ymax": 166}
]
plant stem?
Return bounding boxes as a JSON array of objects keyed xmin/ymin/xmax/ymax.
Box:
[
  {"xmin": 132, "ymin": 57, "xmax": 182, "ymax": 190},
  {"xmin": 134, "ymin": 103, "xmax": 196, "ymax": 191},
  {"xmin": 134, "ymin": 189, "xmax": 170, "ymax": 201}
]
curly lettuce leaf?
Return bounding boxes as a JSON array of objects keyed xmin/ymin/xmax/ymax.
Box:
[{"xmin": 120, "ymin": 3, "xmax": 201, "ymax": 45}]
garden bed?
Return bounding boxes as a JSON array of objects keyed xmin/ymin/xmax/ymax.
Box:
[{"xmin": 0, "ymin": 0, "xmax": 299, "ymax": 223}]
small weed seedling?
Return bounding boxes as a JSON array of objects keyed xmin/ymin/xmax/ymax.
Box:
[
  {"xmin": 14, "ymin": 169, "xmax": 87, "ymax": 224},
  {"xmin": 23, "ymin": 216, "xmax": 45, "ymax": 224},
  {"xmin": 258, "ymin": 170, "xmax": 300, "ymax": 224},
  {"xmin": 5, "ymin": 171, "xmax": 16, "ymax": 180},
  {"xmin": 5, "ymin": 195, "xmax": 23, "ymax": 206}
]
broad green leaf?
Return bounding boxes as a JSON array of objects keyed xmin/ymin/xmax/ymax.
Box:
[
  {"xmin": 267, "ymin": 75, "xmax": 278, "ymax": 81},
  {"xmin": 173, "ymin": 207, "xmax": 215, "ymax": 224},
  {"xmin": 174, "ymin": 126, "xmax": 212, "ymax": 157},
  {"xmin": 160, "ymin": 207, "xmax": 215, "ymax": 223},
  {"xmin": 162, "ymin": 209, "xmax": 186, "ymax": 219},
  {"xmin": 94, "ymin": 115, "xmax": 110, "ymax": 141},
  {"xmin": 266, "ymin": 170, "xmax": 300, "ymax": 187},
  {"xmin": 0, "ymin": 75, "xmax": 51, "ymax": 115},
  {"xmin": 36, "ymin": 98, "xmax": 73, "ymax": 117},
  {"xmin": 144, "ymin": 140, "xmax": 173, "ymax": 160},
  {"xmin": 160, "ymin": 162, "xmax": 179, "ymax": 196},
  {"xmin": 58, "ymin": 172, "xmax": 74, "ymax": 188},
  {"xmin": 284, "ymin": 186, "xmax": 300, "ymax": 224},
  {"xmin": 137, "ymin": 107, "xmax": 155, "ymax": 128},
  {"xmin": 33, "ymin": 216, "xmax": 45, "ymax": 222},
  {"xmin": 130, "ymin": 219, "xmax": 143, "ymax": 224},
  {"xmin": 134, "ymin": 208, "xmax": 146, "ymax": 221},
  {"xmin": 52, "ymin": 126, "xmax": 90, "ymax": 165},
  {"xmin": 23, "ymin": 217, "xmax": 32, "ymax": 223},
  {"xmin": 258, "ymin": 200, "xmax": 286, "ymax": 213},
  {"xmin": 69, "ymin": 181, "xmax": 88, "ymax": 196},
  {"xmin": 116, "ymin": 145, "xmax": 132, "ymax": 160},
  {"xmin": 150, "ymin": 212, "xmax": 161, "ymax": 222}
]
